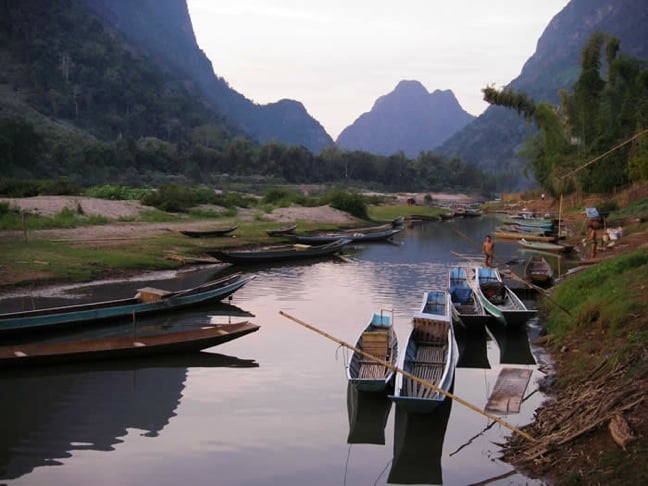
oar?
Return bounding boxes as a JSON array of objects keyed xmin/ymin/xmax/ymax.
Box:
[
  {"xmin": 279, "ymin": 310, "xmax": 535, "ymax": 442},
  {"xmin": 451, "ymin": 228, "xmax": 573, "ymax": 318}
]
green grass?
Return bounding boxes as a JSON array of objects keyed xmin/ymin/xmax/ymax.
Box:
[
  {"xmin": 544, "ymin": 248, "xmax": 648, "ymax": 343},
  {"xmin": 0, "ymin": 207, "xmax": 109, "ymax": 230},
  {"xmin": 0, "ymin": 238, "xmax": 179, "ymax": 284},
  {"xmin": 368, "ymin": 203, "xmax": 449, "ymax": 221}
]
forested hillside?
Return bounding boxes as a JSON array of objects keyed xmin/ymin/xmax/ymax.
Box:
[
  {"xmin": 0, "ymin": 0, "xmax": 496, "ymax": 194},
  {"xmin": 438, "ymin": 0, "xmax": 648, "ymax": 189},
  {"xmin": 484, "ymin": 32, "xmax": 648, "ymax": 195},
  {"xmin": 81, "ymin": 0, "xmax": 334, "ymax": 153}
]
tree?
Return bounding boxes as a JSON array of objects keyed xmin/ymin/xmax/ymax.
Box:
[{"xmin": 483, "ymin": 32, "xmax": 648, "ymax": 194}]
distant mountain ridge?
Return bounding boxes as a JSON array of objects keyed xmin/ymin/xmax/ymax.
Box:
[
  {"xmin": 82, "ymin": 0, "xmax": 333, "ymax": 153},
  {"xmin": 436, "ymin": 0, "xmax": 648, "ymax": 188},
  {"xmin": 336, "ymin": 80, "xmax": 474, "ymax": 157}
]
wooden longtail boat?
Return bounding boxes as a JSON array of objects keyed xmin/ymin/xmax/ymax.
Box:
[
  {"xmin": 0, "ymin": 321, "xmax": 260, "ymax": 368},
  {"xmin": 518, "ymin": 238, "xmax": 573, "ymax": 253},
  {"xmin": 390, "ymin": 291, "xmax": 458, "ymax": 413},
  {"xmin": 265, "ymin": 224, "xmax": 297, "ymax": 236},
  {"xmin": 448, "ymin": 267, "xmax": 491, "ymax": 331},
  {"xmin": 524, "ymin": 255, "xmax": 554, "ymax": 286},
  {"xmin": 470, "ymin": 267, "xmax": 537, "ymax": 328},
  {"xmin": 0, "ymin": 273, "xmax": 255, "ymax": 335},
  {"xmin": 179, "ymin": 225, "xmax": 238, "ymax": 237},
  {"xmin": 208, "ymin": 238, "xmax": 350, "ymax": 264},
  {"xmin": 492, "ymin": 230, "xmax": 557, "ymax": 242},
  {"xmin": 347, "ymin": 309, "xmax": 399, "ymax": 392},
  {"xmin": 290, "ymin": 227, "xmax": 402, "ymax": 244}
]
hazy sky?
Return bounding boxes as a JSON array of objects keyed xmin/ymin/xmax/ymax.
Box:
[{"xmin": 186, "ymin": 0, "xmax": 570, "ymax": 139}]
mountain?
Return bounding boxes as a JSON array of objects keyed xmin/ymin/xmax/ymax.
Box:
[
  {"xmin": 437, "ymin": 0, "xmax": 648, "ymax": 189},
  {"xmin": 335, "ymin": 81, "xmax": 475, "ymax": 157},
  {"xmin": 81, "ymin": 0, "xmax": 333, "ymax": 153}
]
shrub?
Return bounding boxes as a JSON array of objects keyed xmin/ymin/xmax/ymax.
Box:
[
  {"xmin": 261, "ymin": 187, "xmax": 306, "ymax": 206},
  {"xmin": 321, "ymin": 189, "xmax": 368, "ymax": 219},
  {"xmin": 86, "ymin": 184, "xmax": 152, "ymax": 200},
  {"xmin": 141, "ymin": 184, "xmax": 197, "ymax": 212}
]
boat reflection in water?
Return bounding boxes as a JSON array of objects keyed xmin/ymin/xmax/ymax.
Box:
[
  {"xmin": 0, "ymin": 351, "xmax": 258, "ymax": 481},
  {"xmin": 454, "ymin": 325, "xmax": 491, "ymax": 369},
  {"xmin": 345, "ymin": 383, "xmax": 392, "ymax": 445},
  {"xmin": 486, "ymin": 320, "xmax": 536, "ymax": 365},
  {"xmin": 388, "ymin": 382, "xmax": 454, "ymax": 485}
]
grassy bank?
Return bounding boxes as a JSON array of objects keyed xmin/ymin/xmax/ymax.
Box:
[
  {"xmin": 503, "ymin": 247, "xmax": 648, "ymax": 484},
  {"xmin": 0, "ymin": 201, "xmax": 448, "ymax": 290}
]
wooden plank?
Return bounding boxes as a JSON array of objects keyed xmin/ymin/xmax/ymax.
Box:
[
  {"xmin": 362, "ymin": 331, "xmax": 388, "ymax": 358},
  {"xmin": 485, "ymin": 368, "xmax": 532, "ymax": 414}
]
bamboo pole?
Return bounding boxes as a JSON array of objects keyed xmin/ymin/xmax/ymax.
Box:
[{"xmin": 279, "ymin": 310, "xmax": 535, "ymax": 442}]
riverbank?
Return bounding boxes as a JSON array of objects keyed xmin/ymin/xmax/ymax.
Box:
[
  {"xmin": 1, "ymin": 191, "xmax": 647, "ymax": 483},
  {"xmin": 493, "ymin": 193, "xmax": 648, "ymax": 484}
]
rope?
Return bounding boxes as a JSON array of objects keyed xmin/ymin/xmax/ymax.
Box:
[
  {"xmin": 560, "ymin": 128, "xmax": 648, "ymax": 180},
  {"xmin": 279, "ymin": 310, "xmax": 535, "ymax": 442}
]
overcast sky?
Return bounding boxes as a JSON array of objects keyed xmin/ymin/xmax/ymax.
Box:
[{"xmin": 186, "ymin": 0, "xmax": 570, "ymax": 139}]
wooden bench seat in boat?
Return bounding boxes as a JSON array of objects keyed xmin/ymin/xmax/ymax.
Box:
[
  {"xmin": 358, "ymin": 331, "xmax": 390, "ymax": 379},
  {"xmin": 136, "ymin": 287, "xmax": 171, "ymax": 303}
]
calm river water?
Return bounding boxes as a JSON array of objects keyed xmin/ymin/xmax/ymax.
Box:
[{"xmin": 0, "ymin": 216, "xmax": 572, "ymax": 485}]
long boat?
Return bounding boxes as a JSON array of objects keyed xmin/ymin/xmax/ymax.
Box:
[
  {"xmin": 518, "ymin": 238, "xmax": 573, "ymax": 253},
  {"xmin": 524, "ymin": 255, "xmax": 554, "ymax": 286},
  {"xmin": 498, "ymin": 215, "xmax": 555, "ymax": 230},
  {"xmin": 448, "ymin": 266, "xmax": 491, "ymax": 331},
  {"xmin": 470, "ymin": 267, "xmax": 537, "ymax": 328},
  {"xmin": 0, "ymin": 321, "xmax": 260, "ymax": 368},
  {"xmin": 492, "ymin": 230, "xmax": 557, "ymax": 242},
  {"xmin": 0, "ymin": 273, "xmax": 255, "ymax": 335},
  {"xmin": 290, "ymin": 227, "xmax": 402, "ymax": 244},
  {"xmin": 347, "ymin": 309, "xmax": 399, "ymax": 392},
  {"xmin": 390, "ymin": 290, "xmax": 458, "ymax": 413},
  {"xmin": 208, "ymin": 238, "xmax": 350, "ymax": 264},
  {"xmin": 265, "ymin": 224, "xmax": 297, "ymax": 236},
  {"xmin": 179, "ymin": 225, "xmax": 238, "ymax": 237}
]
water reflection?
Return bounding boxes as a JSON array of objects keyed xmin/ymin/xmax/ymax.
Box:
[
  {"xmin": 0, "ymin": 352, "xmax": 257, "ymax": 481},
  {"xmin": 346, "ymin": 383, "xmax": 393, "ymax": 445},
  {"xmin": 0, "ymin": 217, "xmax": 552, "ymax": 485},
  {"xmin": 455, "ymin": 325, "xmax": 491, "ymax": 369},
  {"xmin": 388, "ymin": 386, "xmax": 454, "ymax": 485},
  {"xmin": 486, "ymin": 320, "xmax": 536, "ymax": 365}
]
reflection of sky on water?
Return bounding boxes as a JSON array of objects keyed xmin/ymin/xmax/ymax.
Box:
[{"xmin": 1, "ymin": 217, "xmax": 548, "ymax": 485}]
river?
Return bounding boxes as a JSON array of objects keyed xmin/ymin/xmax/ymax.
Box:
[{"xmin": 0, "ymin": 216, "xmax": 571, "ymax": 485}]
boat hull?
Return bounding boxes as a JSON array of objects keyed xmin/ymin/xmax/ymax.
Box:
[
  {"xmin": 390, "ymin": 291, "xmax": 458, "ymax": 413},
  {"xmin": 0, "ymin": 273, "xmax": 255, "ymax": 335},
  {"xmin": 448, "ymin": 267, "xmax": 491, "ymax": 331},
  {"xmin": 0, "ymin": 321, "xmax": 261, "ymax": 368},
  {"xmin": 347, "ymin": 311, "xmax": 398, "ymax": 392},
  {"xmin": 209, "ymin": 238, "xmax": 350, "ymax": 264},
  {"xmin": 291, "ymin": 228, "xmax": 402, "ymax": 244},
  {"xmin": 471, "ymin": 267, "xmax": 537, "ymax": 328}
]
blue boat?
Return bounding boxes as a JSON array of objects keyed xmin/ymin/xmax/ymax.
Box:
[
  {"xmin": 448, "ymin": 267, "xmax": 491, "ymax": 331},
  {"xmin": 471, "ymin": 267, "xmax": 537, "ymax": 328},
  {"xmin": 390, "ymin": 291, "xmax": 458, "ymax": 413},
  {"xmin": 347, "ymin": 309, "xmax": 398, "ymax": 392},
  {"xmin": 0, "ymin": 272, "xmax": 255, "ymax": 335}
]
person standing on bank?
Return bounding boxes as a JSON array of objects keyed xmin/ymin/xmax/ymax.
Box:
[
  {"xmin": 482, "ymin": 234, "xmax": 495, "ymax": 267},
  {"xmin": 587, "ymin": 223, "xmax": 598, "ymax": 259}
]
